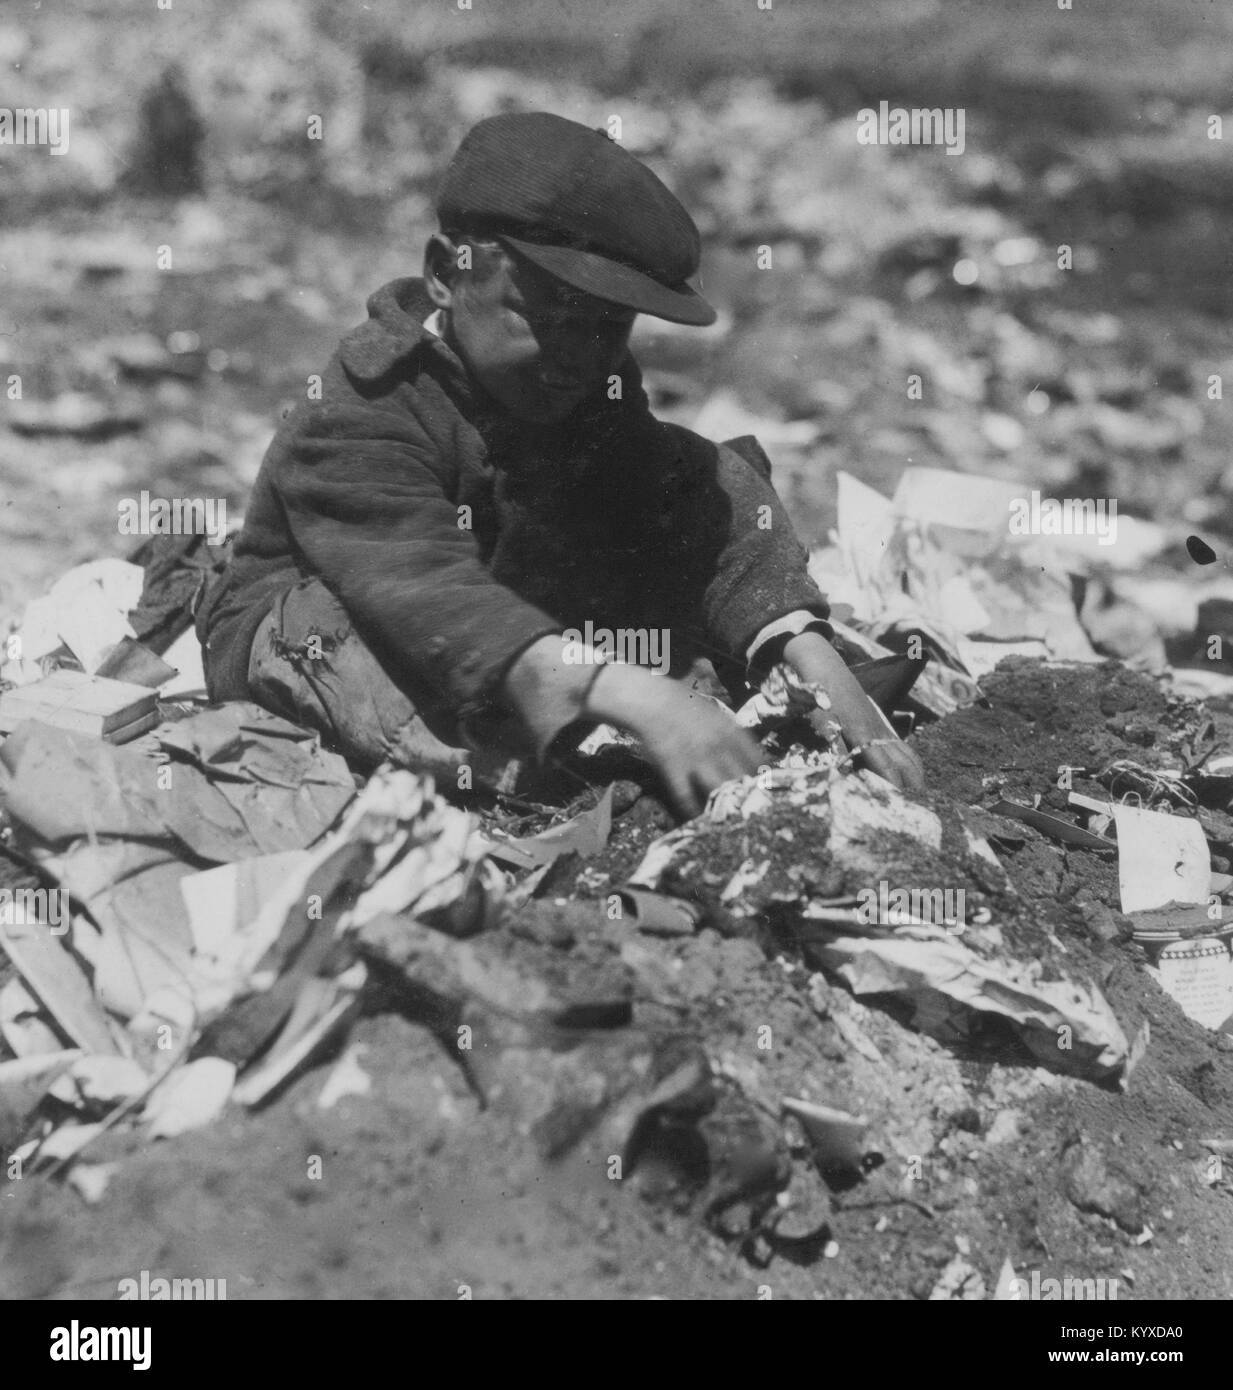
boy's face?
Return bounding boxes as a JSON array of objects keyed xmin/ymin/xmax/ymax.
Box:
[{"xmin": 427, "ymin": 236, "xmax": 637, "ymax": 424}]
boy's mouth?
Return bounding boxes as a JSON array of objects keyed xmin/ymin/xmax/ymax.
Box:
[{"xmin": 538, "ymin": 371, "xmax": 588, "ymax": 396}]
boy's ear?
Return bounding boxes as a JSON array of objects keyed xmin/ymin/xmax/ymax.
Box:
[{"xmin": 423, "ymin": 233, "xmax": 460, "ymax": 309}]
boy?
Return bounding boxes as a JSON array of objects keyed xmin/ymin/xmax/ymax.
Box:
[{"xmin": 197, "ymin": 112, "xmax": 924, "ymax": 819}]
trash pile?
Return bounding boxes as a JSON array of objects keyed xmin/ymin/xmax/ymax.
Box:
[
  {"xmin": 0, "ymin": 703, "xmax": 503, "ymax": 1178},
  {"xmin": 805, "ymin": 464, "xmax": 1185, "ymax": 720},
  {"xmin": 3, "ymin": 475, "xmax": 1233, "ymax": 1294},
  {"xmin": 625, "ymin": 759, "xmax": 1132, "ymax": 1083},
  {"xmin": 0, "ymin": 543, "xmax": 224, "ymax": 706}
]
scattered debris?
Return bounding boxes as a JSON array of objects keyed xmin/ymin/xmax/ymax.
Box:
[
  {"xmin": 928, "ymin": 1252, "xmax": 987, "ymax": 1300},
  {"xmin": 615, "ymin": 888, "xmax": 702, "ymax": 936},
  {"xmin": 808, "ymin": 927, "xmax": 1129, "ymax": 1081},
  {"xmin": 317, "ymin": 1042, "xmax": 372, "ymax": 1109},
  {"xmin": 1146, "ymin": 940, "xmax": 1233, "ymax": 1031},
  {"xmin": 486, "ymin": 785, "xmax": 615, "ymax": 867},
  {"xmin": 0, "ymin": 920, "xmax": 123, "ymax": 1055},
  {"xmin": 6, "ymin": 11, "xmax": 1233, "ymax": 1298},
  {"xmin": 145, "ymin": 1058, "xmax": 236, "ymax": 1137},
  {"xmin": 0, "ymin": 671, "xmax": 158, "ymax": 742},
  {"xmin": 0, "ymin": 1050, "xmax": 80, "ymax": 1153},
  {"xmin": 0, "ymin": 708, "xmax": 355, "ymax": 861},
  {"xmin": 1112, "ymin": 803, "xmax": 1209, "ymax": 914},
  {"xmin": 66, "ymin": 1161, "xmax": 118, "ymax": 1206},
  {"xmin": 4, "ymin": 558, "xmax": 145, "ymax": 680},
  {"xmin": 1062, "ymin": 1140, "xmax": 1145, "ymax": 1235},
  {"xmin": 781, "ymin": 1097, "xmax": 868, "ymax": 1179},
  {"xmin": 990, "ymin": 798, "xmax": 1116, "ymax": 852}
]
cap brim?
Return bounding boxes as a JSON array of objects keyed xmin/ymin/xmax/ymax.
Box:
[{"xmin": 497, "ymin": 235, "xmax": 717, "ymax": 327}]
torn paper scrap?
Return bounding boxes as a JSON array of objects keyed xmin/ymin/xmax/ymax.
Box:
[
  {"xmin": 60, "ymin": 1055, "xmax": 152, "ymax": 1109},
  {"xmin": 991, "ymin": 799, "xmax": 1116, "ymax": 852},
  {"xmin": 487, "ymin": 785, "xmax": 614, "ymax": 867},
  {"xmin": 0, "ymin": 976, "xmax": 64, "ymax": 1058},
  {"xmin": 1112, "ymin": 803, "xmax": 1210, "ymax": 914},
  {"xmin": 0, "ymin": 670, "xmax": 158, "ymax": 742},
  {"xmin": 145, "ymin": 1058, "xmax": 236, "ymax": 1138},
  {"xmin": 12, "ymin": 558, "xmax": 144, "ymax": 671},
  {"xmin": 0, "ymin": 1051, "xmax": 82, "ymax": 1152},
  {"xmin": 810, "ymin": 931, "xmax": 1129, "ymax": 1080},
  {"xmin": 1147, "ymin": 939, "xmax": 1233, "ymax": 1030},
  {"xmin": 180, "ymin": 851, "xmax": 314, "ymax": 964},
  {"xmin": 317, "ymin": 1043, "xmax": 372, "ymax": 1110},
  {"xmin": 158, "ymin": 625, "xmax": 208, "ymax": 698},
  {"xmin": 1, "ymin": 713, "xmax": 353, "ymax": 860},
  {"xmin": 0, "ymin": 919, "xmax": 122, "ymax": 1055}
]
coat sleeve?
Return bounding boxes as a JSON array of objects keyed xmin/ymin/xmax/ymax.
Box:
[
  {"xmin": 269, "ymin": 391, "xmax": 563, "ymax": 732},
  {"xmin": 668, "ymin": 430, "xmax": 831, "ymax": 664}
]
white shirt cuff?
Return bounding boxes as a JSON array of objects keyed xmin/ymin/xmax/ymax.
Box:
[{"xmin": 746, "ymin": 609, "xmax": 831, "ymax": 668}]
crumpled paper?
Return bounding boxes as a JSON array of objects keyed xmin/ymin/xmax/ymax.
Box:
[
  {"xmin": 630, "ymin": 759, "xmax": 947, "ymax": 896},
  {"xmin": 485, "ymin": 785, "xmax": 615, "ymax": 868},
  {"xmin": 3, "ymin": 558, "xmax": 144, "ymax": 678},
  {"xmin": 0, "ymin": 764, "xmax": 504, "ymax": 1157},
  {"xmin": 735, "ymin": 664, "xmax": 834, "ymax": 730},
  {"xmin": 0, "ymin": 705, "xmax": 355, "ymax": 859},
  {"xmin": 182, "ymin": 766, "xmax": 501, "ymax": 1024},
  {"xmin": 809, "ymin": 926, "xmax": 1129, "ymax": 1080},
  {"xmin": 629, "ymin": 757, "xmax": 1126, "ymax": 1080},
  {"xmin": 811, "ymin": 467, "xmax": 1103, "ymax": 712},
  {"xmin": 0, "ymin": 708, "xmax": 359, "ymax": 1022}
]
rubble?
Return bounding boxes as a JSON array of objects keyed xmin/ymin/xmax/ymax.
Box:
[
  {"xmin": 2, "ymin": 469, "xmax": 1233, "ymax": 1305},
  {"xmin": 811, "ymin": 928, "xmax": 1129, "ymax": 1080},
  {"xmin": 0, "ymin": 671, "xmax": 158, "ymax": 742},
  {"xmin": 1062, "ymin": 1140, "xmax": 1145, "ymax": 1235},
  {"xmin": 6, "ymin": 7, "xmax": 1233, "ymax": 1295}
]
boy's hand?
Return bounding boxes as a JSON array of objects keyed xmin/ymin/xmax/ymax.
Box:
[
  {"xmin": 850, "ymin": 736, "xmax": 927, "ymax": 796},
  {"xmin": 782, "ymin": 630, "xmax": 926, "ymax": 795},
  {"xmin": 584, "ymin": 661, "xmax": 762, "ymax": 820}
]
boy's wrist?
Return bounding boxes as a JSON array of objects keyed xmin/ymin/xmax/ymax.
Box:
[
  {"xmin": 502, "ymin": 634, "xmax": 603, "ymax": 758},
  {"xmin": 582, "ymin": 659, "xmax": 660, "ymax": 729},
  {"xmin": 782, "ymin": 627, "xmax": 843, "ymax": 674},
  {"xmin": 781, "ymin": 629, "xmax": 890, "ymax": 743}
]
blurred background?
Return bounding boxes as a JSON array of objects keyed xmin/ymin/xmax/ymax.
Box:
[{"xmin": 3, "ymin": 0, "xmax": 1233, "ymax": 651}]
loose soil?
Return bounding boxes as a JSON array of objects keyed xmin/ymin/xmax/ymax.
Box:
[{"xmin": 5, "ymin": 661, "xmax": 1233, "ymax": 1300}]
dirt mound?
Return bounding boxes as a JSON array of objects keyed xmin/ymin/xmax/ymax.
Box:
[{"xmin": 7, "ymin": 659, "xmax": 1233, "ymax": 1299}]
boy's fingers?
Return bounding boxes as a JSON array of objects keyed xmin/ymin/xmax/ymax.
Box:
[
  {"xmin": 860, "ymin": 743, "xmax": 926, "ymax": 794},
  {"xmin": 662, "ymin": 767, "xmax": 700, "ymax": 821},
  {"xmin": 806, "ymin": 708, "xmax": 849, "ymax": 753},
  {"xmin": 736, "ymin": 738, "xmax": 764, "ymax": 773},
  {"xmin": 719, "ymin": 728, "xmax": 763, "ymax": 775}
]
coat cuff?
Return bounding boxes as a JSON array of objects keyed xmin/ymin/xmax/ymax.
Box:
[{"xmin": 746, "ymin": 608, "xmax": 834, "ymax": 672}]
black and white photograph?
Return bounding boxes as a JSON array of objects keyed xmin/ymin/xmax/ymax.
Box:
[{"xmin": 0, "ymin": 0, "xmax": 1229, "ymax": 1333}]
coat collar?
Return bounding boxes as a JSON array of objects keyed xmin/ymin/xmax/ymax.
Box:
[
  {"xmin": 338, "ymin": 277, "xmax": 439, "ymax": 382},
  {"xmin": 336, "ymin": 277, "xmax": 659, "ymax": 459}
]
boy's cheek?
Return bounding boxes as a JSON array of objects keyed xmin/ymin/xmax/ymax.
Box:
[{"xmin": 498, "ymin": 332, "xmax": 543, "ymax": 374}]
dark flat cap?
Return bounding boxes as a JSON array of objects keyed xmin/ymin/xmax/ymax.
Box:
[{"xmin": 437, "ymin": 111, "xmax": 716, "ymax": 326}]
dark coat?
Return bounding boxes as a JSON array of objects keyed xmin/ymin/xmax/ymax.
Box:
[{"xmin": 198, "ymin": 278, "xmax": 828, "ymax": 743}]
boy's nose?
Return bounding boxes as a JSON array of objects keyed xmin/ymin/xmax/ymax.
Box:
[{"xmin": 544, "ymin": 320, "xmax": 592, "ymax": 354}]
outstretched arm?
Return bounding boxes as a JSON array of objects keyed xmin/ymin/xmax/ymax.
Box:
[
  {"xmin": 502, "ymin": 635, "xmax": 761, "ymax": 820},
  {"xmin": 781, "ymin": 630, "xmax": 926, "ymax": 794}
]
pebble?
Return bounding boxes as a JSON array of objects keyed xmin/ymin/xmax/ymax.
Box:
[{"xmin": 1064, "ymin": 1141, "xmax": 1144, "ymax": 1234}]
